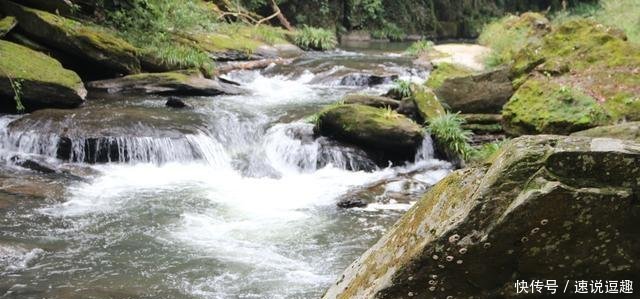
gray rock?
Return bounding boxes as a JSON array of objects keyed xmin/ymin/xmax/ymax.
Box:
[
  {"xmin": 435, "ymin": 67, "xmax": 514, "ymax": 113},
  {"xmin": 324, "ymin": 135, "xmax": 640, "ymax": 299},
  {"xmin": 87, "ymin": 70, "xmax": 245, "ymax": 96}
]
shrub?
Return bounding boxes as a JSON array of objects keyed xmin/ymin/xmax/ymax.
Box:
[
  {"xmin": 428, "ymin": 113, "xmax": 474, "ymax": 160},
  {"xmin": 105, "ymin": 0, "xmax": 217, "ymax": 71},
  {"xmin": 293, "ymin": 25, "xmax": 337, "ymax": 51},
  {"xmin": 594, "ymin": 0, "xmax": 640, "ymax": 44},
  {"xmin": 478, "ymin": 16, "xmax": 530, "ymax": 69},
  {"xmin": 405, "ymin": 40, "xmax": 435, "ymax": 56},
  {"xmin": 371, "ymin": 22, "xmax": 406, "ymax": 41}
]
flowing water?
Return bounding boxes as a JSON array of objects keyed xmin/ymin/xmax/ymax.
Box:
[{"xmin": 0, "ymin": 48, "xmax": 451, "ymax": 298}]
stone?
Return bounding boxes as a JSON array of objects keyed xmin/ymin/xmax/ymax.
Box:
[
  {"xmin": 572, "ymin": 122, "xmax": 640, "ymax": 142},
  {"xmin": 315, "ymin": 104, "xmax": 425, "ymax": 164},
  {"xmin": 502, "ymin": 78, "xmax": 609, "ymax": 135},
  {"xmin": 0, "ymin": 0, "xmax": 140, "ymax": 75},
  {"xmin": 323, "ymin": 135, "xmax": 640, "ymax": 299},
  {"xmin": 434, "ymin": 67, "xmax": 514, "ymax": 113},
  {"xmin": 342, "ymin": 94, "xmax": 400, "ymax": 109},
  {"xmin": 0, "ymin": 40, "xmax": 86, "ymax": 112},
  {"xmin": 411, "ymin": 86, "xmax": 446, "ymax": 122},
  {"xmin": 166, "ymin": 97, "xmax": 189, "ymax": 109},
  {"xmin": 0, "ymin": 15, "xmax": 16, "ymax": 37},
  {"xmin": 86, "ymin": 70, "xmax": 245, "ymax": 96},
  {"xmin": 425, "ymin": 62, "xmax": 474, "ymax": 90}
]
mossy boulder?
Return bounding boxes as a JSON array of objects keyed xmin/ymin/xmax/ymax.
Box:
[
  {"xmin": 425, "ymin": 62, "xmax": 474, "ymax": 90},
  {"xmin": 502, "ymin": 79, "xmax": 609, "ymax": 135},
  {"xmin": 86, "ymin": 70, "xmax": 244, "ymax": 96},
  {"xmin": 0, "ymin": 40, "xmax": 85, "ymax": 112},
  {"xmin": 342, "ymin": 94, "xmax": 400, "ymax": 109},
  {"xmin": 509, "ymin": 19, "xmax": 640, "ymax": 118},
  {"xmin": 315, "ymin": 104, "xmax": 425, "ymax": 164},
  {"xmin": 434, "ymin": 67, "xmax": 514, "ymax": 113},
  {"xmin": 0, "ymin": 0, "xmax": 140, "ymax": 75},
  {"xmin": 324, "ymin": 135, "xmax": 640, "ymax": 299},
  {"xmin": 572, "ymin": 122, "xmax": 640, "ymax": 142},
  {"xmin": 411, "ymin": 86, "xmax": 445, "ymax": 122},
  {"xmin": 0, "ymin": 15, "xmax": 16, "ymax": 37}
]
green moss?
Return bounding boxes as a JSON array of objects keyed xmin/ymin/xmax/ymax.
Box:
[
  {"xmin": 502, "ymin": 79, "xmax": 610, "ymax": 135},
  {"xmin": 425, "ymin": 63, "xmax": 474, "ymax": 90},
  {"xmin": 412, "ymin": 87, "xmax": 445, "ymax": 122},
  {"xmin": 0, "ymin": 40, "xmax": 82, "ymax": 89},
  {"xmin": 1, "ymin": 1, "xmax": 140, "ymax": 73},
  {"xmin": 603, "ymin": 94, "xmax": 640, "ymax": 121},
  {"xmin": 479, "ymin": 13, "xmax": 550, "ymax": 69},
  {"xmin": 0, "ymin": 15, "xmax": 16, "ymax": 37}
]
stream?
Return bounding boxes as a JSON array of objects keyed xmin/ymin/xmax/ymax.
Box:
[{"xmin": 0, "ymin": 47, "xmax": 451, "ymax": 299}]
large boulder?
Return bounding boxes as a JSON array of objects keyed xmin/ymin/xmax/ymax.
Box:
[
  {"xmin": 342, "ymin": 94, "xmax": 400, "ymax": 109},
  {"xmin": 506, "ymin": 20, "xmax": 640, "ymax": 128},
  {"xmin": 324, "ymin": 135, "xmax": 640, "ymax": 299},
  {"xmin": 425, "ymin": 62, "xmax": 474, "ymax": 90},
  {"xmin": 0, "ymin": 15, "xmax": 16, "ymax": 37},
  {"xmin": 411, "ymin": 86, "xmax": 446, "ymax": 123},
  {"xmin": 434, "ymin": 68, "xmax": 514, "ymax": 113},
  {"xmin": 502, "ymin": 78, "xmax": 609, "ymax": 135},
  {"xmin": 0, "ymin": 40, "xmax": 85, "ymax": 112},
  {"xmin": 572, "ymin": 122, "xmax": 640, "ymax": 142},
  {"xmin": 86, "ymin": 70, "xmax": 245, "ymax": 96},
  {"xmin": 0, "ymin": 0, "xmax": 140, "ymax": 75},
  {"xmin": 315, "ymin": 104, "xmax": 425, "ymax": 164}
]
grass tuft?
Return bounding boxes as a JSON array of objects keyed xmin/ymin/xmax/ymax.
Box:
[
  {"xmin": 405, "ymin": 40, "xmax": 434, "ymax": 56},
  {"xmin": 428, "ymin": 113, "xmax": 474, "ymax": 160}
]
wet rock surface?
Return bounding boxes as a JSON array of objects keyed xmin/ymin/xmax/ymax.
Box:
[
  {"xmin": 572, "ymin": 122, "xmax": 640, "ymax": 142},
  {"xmin": 6, "ymin": 103, "xmax": 208, "ymax": 163},
  {"xmin": 342, "ymin": 94, "xmax": 400, "ymax": 109},
  {"xmin": 315, "ymin": 104, "xmax": 425, "ymax": 165},
  {"xmin": 87, "ymin": 70, "xmax": 245, "ymax": 96},
  {"xmin": 324, "ymin": 135, "xmax": 640, "ymax": 299}
]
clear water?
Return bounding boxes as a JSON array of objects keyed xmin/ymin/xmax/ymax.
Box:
[{"xmin": 0, "ymin": 49, "xmax": 450, "ymax": 298}]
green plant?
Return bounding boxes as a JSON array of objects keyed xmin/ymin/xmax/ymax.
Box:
[
  {"xmin": 371, "ymin": 21, "xmax": 406, "ymax": 41},
  {"xmin": 478, "ymin": 16, "xmax": 530, "ymax": 69},
  {"xmin": 470, "ymin": 139, "xmax": 508, "ymax": 163},
  {"xmin": 293, "ymin": 25, "xmax": 337, "ymax": 51},
  {"xmin": 391, "ymin": 79, "xmax": 412, "ymax": 98},
  {"xmin": 11, "ymin": 78, "xmax": 25, "ymax": 113},
  {"xmin": 405, "ymin": 40, "xmax": 434, "ymax": 56},
  {"xmin": 382, "ymin": 106, "xmax": 400, "ymax": 120},
  {"xmin": 428, "ymin": 113, "xmax": 474, "ymax": 160}
]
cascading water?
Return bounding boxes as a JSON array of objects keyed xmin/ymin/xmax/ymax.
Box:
[{"xmin": 0, "ymin": 49, "xmax": 451, "ymax": 298}]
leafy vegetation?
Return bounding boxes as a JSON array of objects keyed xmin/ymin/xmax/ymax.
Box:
[
  {"xmin": 428, "ymin": 113, "xmax": 474, "ymax": 160},
  {"xmin": 371, "ymin": 21, "xmax": 406, "ymax": 41},
  {"xmin": 405, "ymin": 40, "xmax": 435, "ymax": 56},
  {"xmin": 11, "ymin": 78, "xmax": 25, "ymax": 113},
  {"xmin": 469, "ymin": 139, "xmax": 507, "ymax": 163},
  {"xmin": 391, "ymin": 79, "xmax": 412, "ymax": 98},
  {"xmin": 293, "ymin": 25, "xmax": 337, "ymax": 51}
]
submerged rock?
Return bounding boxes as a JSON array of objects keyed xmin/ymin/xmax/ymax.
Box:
[
  {"xmin": 0, "ymin": 15, "xmax": 16, "ymax": 37},
  {"xmin": 434, "ymin": 67, "xmax": 514, "ymax": 114},
  {"xmin": 165, "ymin": 97, "xmax": 190, "ymax": 109},
  {"xmin": 0, "ymin": 0, "xmax": 140, "ymax": 75},
  {"xmin": 315, "ymin": 104, "xmax": 425, "ymax": 164},
  {"xmin": 324, "ymin": 135, "xmax": 640, "ymax": 299},
  {"xmin": 572, "ymin": 121, "xmax": 640, "ymax": 142},
  {"xmin": 0, "ymin": 40, "xmax": 86, "ymax": 112},
  {"xmin": 342, "ymin": 94, "xmax": 400, "ymax": 109},
  {"xmin": 87, "ymin": 70, "xmax": 245, "ymax": 96},
  {"xmin": 339, "ymin": 73, "xmax": 398, "ymax": 87}
]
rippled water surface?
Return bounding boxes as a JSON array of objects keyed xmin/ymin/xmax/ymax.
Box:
[{"xmin": 0, "ymin": 48, "xmax": 450, "ymax": 298}]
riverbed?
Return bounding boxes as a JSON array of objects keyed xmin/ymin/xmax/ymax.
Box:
[{"xmin": 0, "ymin": 47, "xmax": 451, "ymax": 298}]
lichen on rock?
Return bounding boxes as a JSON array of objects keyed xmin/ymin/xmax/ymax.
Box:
[{"xmin": 323, "ymin": 135, "xmax": 640, "ymax": 299}]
